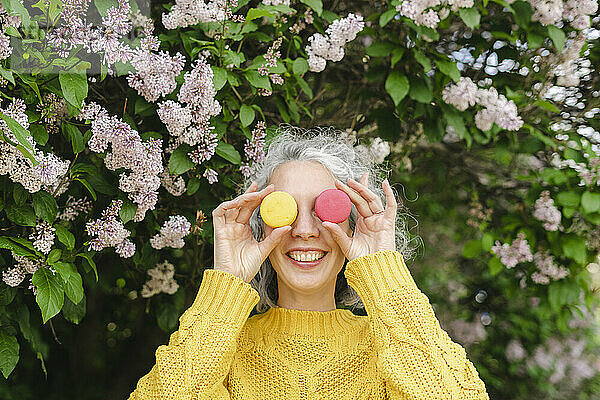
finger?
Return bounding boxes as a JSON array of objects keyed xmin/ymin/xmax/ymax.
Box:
[
  {"xmin": 258, "ymin": 225, "xmax": 291, "ymax": 258},
  {"xmin": 334, "ymin": 179, "xmax": 381, "ymax": 218},
  {"xmin": 346, "ymin": 177, "xmax": 384, "ymax": 213},
  {"xmin": 322, "ymin": 221, "xmax": 352, "ymax": 255},
  {"xmin": 236, "ymin": 184, "xmax": 275, "ymax": 223},
  {"xmin": 383, "ymin": 179, "xmax": 398, "ymax": 218},
  {"xmin": 243, "ymin": 181, "xmax": 258, "ymax": 194}
]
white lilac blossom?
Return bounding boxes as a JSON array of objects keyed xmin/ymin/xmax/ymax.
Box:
[
  {"xmin": 240, "ymin": 121, "xmax": 267, "ymax": 178},
  {"xmin": 369, "ymin": 137, "xmax": 391, "ymax": 164},
  {"xmin": 505, "ymin": 339, "xmax": 527, "ymax": 362},
  {"xmin": 36, "ymin": 93, "xmax": 69, "ymax": 135},
  {"xmin": 162, "ymin": 0, "xmax": 238, "ymax": 29},
  {"xmin": 0, "ymin": 1, "xmax": 21, "ymax": 59},
  {"xmin": 29, "ymin": 220, "xmax": 56, "ymax": 255},
  {"xmin": 531, "ymin": 250, "xmax": 569, "ymax": 284},
  {"xmin": 57, "ymin": 196, "xmax": 93, "ymax": 221},
  {"xmin": 445, "ymin": 317, "xmax": 487, "ymax": 347},
  {"xmin": 532, "ymin": 190, "xmax": 562, "ymax": 231},
  {"xmin": 77, "ymin": 102, "xmax": 163, "ymax": 221},
  {"xmin": 306, "ymin": 13, "xmax": 365, "ymax": 73},
  {"xmin": 0, "ymin": 99, "xmax": 70, "ymax": 194},
  {"xmin": 550, "ymin": 153, "xmax": 599, "ymax": 186},
  {"xmin": 2, "ymin": 253, "xmax": 44, "ymax": 289},
  {"xmin": 262, "ymin": 0, "xmax": 290, "ymax": 5},
  {"xmin": 2, "ymin": 267, "xmax": 25, "ymax": 287},
  {"xmin": 157, "ymin": 55, "xmax": 221, "ymax": 163},
  {"xmin": 526, "ymin": 0, "xmax": 598, "ymax": 29},
  {"xmin": 491, "ymin": 232, "xmax": 533, "ymax": 269},
  {"xmin": 203, "ymin": 168, "xmax": 218, "ymax": 184},
  {"xmin": 526, "ymin": 337, "xmax": 599, "ymax": 387},
  {"xmin": 86, "ymin": 200, "xmax": 135, "ymax": 258},
  {"xmin": 442, "ymin": 77, "xmax": 524, "ymax": 131},
  {"xmin": 159, "ymin": 170, "xmax": 186, "ymax": 196},
  {"xmin": 396, "ymin": 0, "xmax": 474, "ymax": 29},
  {"xmin": 127, "ymin": 27, "xmax": 186, "ymax": 102},
  {"xmin": 150, "ymin": 215, "xmax": 191, "ymax": 250},
  {"xmin": 140, "ymin": 261, "xmax": 179, "ymax": 297}
]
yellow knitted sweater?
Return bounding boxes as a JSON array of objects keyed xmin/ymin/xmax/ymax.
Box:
[{"xmin": 128, "ymin": 250, "xmax": 489, "ymax": 399}]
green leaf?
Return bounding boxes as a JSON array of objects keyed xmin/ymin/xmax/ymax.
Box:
[
  {"xmin": 62, "ymin": 123, "xmax": 85, "ymax": 154},
  {"xmin": 73, "ymin": 178, "xmax": 97, "ymax": 201},
  {"xmin": 413, "ymin": 50, "xmax": 431, "ymax": 72},
  {"xmin": 119, "ymin": 200, "xmax": 137, "ymax": 224},
  {"xmin": 488, "ymin": 257, "xmax": 503, "ymax": 276},
  {"xmin": 0, "ymin": 236, "xmax": 35, "ymax": 257},
  {"xmin": 5, "ymin": 204, "xmax": 36, "ymax": 226},
  {"xmin": 556, "ymin": 191, "xmax": 580, "ymax": 208},
  {"xmin": 435, "ymin": 59, "xmax": 460, "ymax": 82},
  {"xmin": 0, "ymin": 110, "xmax": 34, "ymax": 152},
  {"xmin": 244, "ymin": 70, "xmax": 272, "ymax": 90},
  {"xmin": 0, "ymin": 66, "xmax": 15, "ymax": 85},
  {"xmin": 246, "ymin": 7, "xmax": 275, "ymax": 21},
  {"xmin": 295, "ymin": 75, "xmax": 313, "ymax": 99},
  {"xmin": 534, "ymin": 99, "xmax": 560, "ymax": 113},
  {"xmin": 30, "ymin": 124, "xmax": 48, "ymax": 146},
  {"xmin": 547, "ymin": 25, "xmax": 566, "ymax": 51},
  {"xmin": 299, "ymin": 0, "xmax": 323, "ymax": 16},
  {"xmin": 4, "ymin": 0, "xmax": 30, "ymax": 27},
  {"xmin": 76, "ymin": 253, "xmax": 98, "ymax": 282},
  {"xmin": 0, "ymin": 285, "xmax": 16, "ymax": 306},
  {"xmin": 59, "ymin": 72, "xmax": 88, "ymax": 110},
  {"xmin": 481, "ymin": 233, "xmax": 494, "ymax": 252},
  {"xmin": 0, "ymin": 331, "xmax": 19, "ymax": 379},
  {"xmin": 239, "ymin": 104, "xmax": 255, "ymax": 128},
  {"xmin": 33, "ymin": 267, "xmax": 65, "ymax": 324},
  {"xmin": 46, "ymin": 249, "xmax": 61, "ymax": 264},
  {"xmin": 561, "ymin": 236, "xmax": 587, "ymax": 265},
  {"xmin": 51, "ymin": 262, "xmax": 84, "ymax": 304},
  {"xmin": 527, "ymin": 32, "xmax": 544, "ymax": 49},
  {"xmin": 443, "ymin": 109, "xmax": 468, "ymax": 138},
  {"xmin": 292, "ymin": 57, "xmax": 309, "ymax": 75},
  {"xmin": 212, "ymin": 66, "xmax": 227, "ymax": 91},
  {"xmin": 459, "ymin": 7, "xmax": 481, "ymax": 29},
  {"xmin": 55, "ymin": 225, "xmax": 75, "ymax": 250},
  {"xmin": 93, "ymin": 0, "xmax": 117, "ymax": 17},
  {"xmin": 62, "ymin": 293, "xmax": 86, "ymax": 325},
  {"xmin": 390, "ymin": 48, "xmax": 405, "ymax": 68},
  {"xmin": 169, "ymin": 146, "xmax": 195, "ymax": 175},
  {"xmin": 215, "ymin": 142, "xmax": 242, "ymax": 164},
  {"xmin": 409, "ymin": 80, "xmax": 433, "ymax": 103},
  {"xmin": 32, "ymin": 191, "xmax": 58, "ymax": 223},
  {"xmin": 511, "ymin": 0, "xmax": 532, "ymax": 28},
  {"xmin": 366, "ymin": 42, "xmax": 395, "ymax": 57},
  {"xmin": 581, "ymin": 192, "xmax": 600, "ymax": 213},
  {"xmin": 462, "ymin": 239, "xmax": 482, "ymax": 258},
  {"xmin": 379, "ymin": 9, "xmax": 396, "ymax": 27},
  {"xmin": 385, "ymin": 71, "xmax": 410, "ymax": 106}
]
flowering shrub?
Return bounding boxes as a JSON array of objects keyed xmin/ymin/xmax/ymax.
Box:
[{"xmin": 0, "ymin": 0, "xmax": 598, "ymax": 398}]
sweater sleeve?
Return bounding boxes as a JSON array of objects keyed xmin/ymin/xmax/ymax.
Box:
[
  {"xmin": 344, "ymin": 250, "xmax": 489, "ymax": 400},
  {"xmin": 128, "ymin": 269, "xmax": 260, "ymax": 400}
]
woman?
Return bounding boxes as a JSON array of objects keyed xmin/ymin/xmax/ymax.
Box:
[{"xmin": 128, "ymin": 126, "xmax": 490, "ymax": 399}]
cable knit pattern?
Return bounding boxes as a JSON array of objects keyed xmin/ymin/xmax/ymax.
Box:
[{"xmin": 128, "ymin": 251, "xmax": 489, "ymax": 399}]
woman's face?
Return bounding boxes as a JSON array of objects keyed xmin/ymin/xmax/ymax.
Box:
[{"xmin": 262, "ymin": 160, "xmax": 352, "ymax": 309}]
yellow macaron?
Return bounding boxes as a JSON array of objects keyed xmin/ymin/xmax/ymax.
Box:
[{"xmin": 260, "ymin": 191, "xmax": 298, "ymax": 228}]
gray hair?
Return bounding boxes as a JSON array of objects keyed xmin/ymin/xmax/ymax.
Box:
[{"xmin": 239, "ymin": 124, "xmax": 422, "ymax": 313}]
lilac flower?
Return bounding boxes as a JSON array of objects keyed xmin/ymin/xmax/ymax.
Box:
[
  {"xmin": 533, "ymin": 190, "xmax": 562, "ymax": 231},
  {"xmin": 532, "ymin": 251, "xmax": 569, "ymax": 284},
  {"xmin": 29, "ymin": 220, "xmax": 56, "ymax": 255},
  {"xmin": 259, "ymin": 37, "xmax": 283, "ymax": 76},
  {"xmin": 2, "ymin": 267, "xmax": 25, "ymax": 287},
  {"xmin": 140, "ymin": 261, "xmax": 179, "ymax": 297},
  {"xmin": 58, "ymin": 196, "xmax": 93, "ymax": 221},
  {"xmin": 491, "ymin": 232, "xmax": 533, "ymax": 269},
  {"xmin": 306, "ymin": 13, "xmax": 365, "ymax": 73},
  {"xmin": 505, "ymin": 339, "xmax": 526, "ymax": 362},
  {"xmin": 203, "ymin": 168, "xmax": 218, "ymax": 184},
  {"xmin": 86, "ymin": 200, "xmax": 135, "ymax": 258},
  {"xmin": 240, "ymin": 121, "xmax": 267, "ymax": 178},
  {"xmin": 159, "ymin": 170, "xmax": 186, "ymax": 196},
  {"xmin": 150, "ymin": 215, "xmax": 191, "ymax": 249},
  {"xmin": 162, "ymin": 0, "xmax": 238, "ymax": 29}
]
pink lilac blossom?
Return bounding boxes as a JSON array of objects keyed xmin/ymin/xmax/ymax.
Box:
[
  {"xmin": 77, "ymin": 102, "xmax": 163, "ymax": 221},
  {"xmin": 29, "ymin": 220, "xmax": 56, "ymax": 255},
  {"xmin": 150, "ymin": 215, "xmax": 191, "ymax": 250},
  {"xmin": 396, "ymin": 0, "xmax": 474, "ymax": 29},
  {"xmin": 140, "ymin": 261, "xmax": 179, "ymax": 297},
  {"xmin": 533, "ymin": 190, "xmax": 562, "ymax": 231},
  {"xmin": 491, "ymin": 232, "xmax": 533, "ymax": 269},
  {"xmin": 57, "ymin": 196, "xmax": 93, "ymax": 221},
  {"xmin": 162, "ymin": 0, "xmax": 238, "ymax": 29},
  {"xmin": 0, "ymin": 99, "xmax": 70, "ymax": 194},
  {"xmin": 532, "ymin": 251, "xmax": 569, "ymax": 284},
  {"xmin": 187, "ymin": 131, "xmax": 219, "ymax": 164},
  {"xmin": 442, "ymin": 77, "xmax": 523, "ymax": 131},
  {"xmin": 259, "ymin": 37, "xmax": 283, "ymax": 76},
  {"xmin": 306, "ymin": 13, "xmax": 365, "ymax": 73},
  {"xmin": 203, "ymin": 168, "xmax": 218, "ymax": 184},
  {"xmin": 526, "ymin": 0, "xmax": 598, "ymax": 29},
  {"xmin": 505, "ymin": 339, "xmax": 527, "ymax": 362},
  {"xmin": 289, "ymin": 9, "xmax": 313, "ymax": 34},
  {"xmin": 36, "ymin": 93, "xmax": 68, "ymax": 135},
  {"xmin": 85, "ymin": 200, "xmax": 135, "ymax": 258},
  {"xmin": 240, "ymin": 121, "xmax": 267, "ymax": 178}
]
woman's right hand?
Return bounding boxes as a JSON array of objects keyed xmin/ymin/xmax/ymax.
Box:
[{"xmin": 212, "ymin": 181, "xmax": 291, "ymax": 283}]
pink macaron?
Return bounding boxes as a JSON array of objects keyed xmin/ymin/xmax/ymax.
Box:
[{"xmin": 315, "ymin": 189, "xmax": 352, "ymax": 223}]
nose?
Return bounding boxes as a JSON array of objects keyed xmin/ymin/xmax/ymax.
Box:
[{"xmin": 290, "ymin": 206, "xmax": 320, "ymax": 240}]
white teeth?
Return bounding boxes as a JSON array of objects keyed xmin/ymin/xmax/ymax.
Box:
[{"xmin": 288, "ymin": 251, "xmax": 325, "ymax": 262}]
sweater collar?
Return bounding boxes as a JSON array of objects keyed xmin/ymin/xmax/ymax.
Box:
[{"xmin": 256, "ymin": 306, "xmax": 361, "ymax": 336}]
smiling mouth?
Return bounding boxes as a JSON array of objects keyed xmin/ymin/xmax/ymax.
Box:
[{"xmin": 285, "ymin": 251, "xmax": 328, "ymax": 263}]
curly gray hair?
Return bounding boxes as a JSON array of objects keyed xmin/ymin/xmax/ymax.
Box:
[{"xmin": 239, "ymin": 124, "xmax": 421, "ymax": 313}]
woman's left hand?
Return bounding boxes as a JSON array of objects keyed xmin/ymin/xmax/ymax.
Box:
[{"xmin": 322, "ymin": 172, "xmax": 397, "ymax": 262}]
